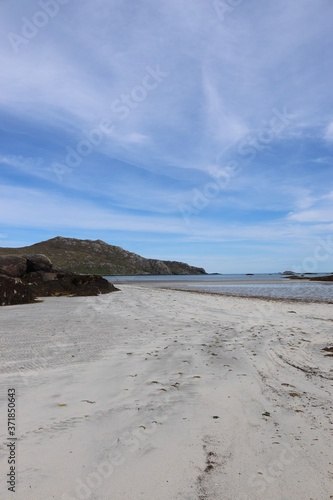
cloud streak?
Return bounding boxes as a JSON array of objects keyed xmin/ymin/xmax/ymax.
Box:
[{"xmin": 1, "ymin": 0, "xmax": 333, "ymax": 271}]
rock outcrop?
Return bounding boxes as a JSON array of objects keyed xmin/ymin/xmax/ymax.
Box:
[
  {"xmin": 0, "ymin": 255, "xmax": 27, "ymax": 277},
  {"xmin": 21, "ymin": 272, "xmax": 118, "ymax": 297},
  {"xmin": 26, "ymin": 254, "xmax": 53, "ymax": 273},
  {"xmin": 309, "ymin": 275, "xmax": 333, "ymax": 282},
  {"xmin": 0, "ymin": 253, "xmax": 119, "ymax": 306},
  {"xmin": 163, "ymin": 260, "xmax": 206, "ymax": 275},
  {"xmin": 0, "ymin": 253, "xmax": 53, "ymax": 277},
  {"xmin": 0, "ymin": 276, "xmax": 37, "ymax": 306}
]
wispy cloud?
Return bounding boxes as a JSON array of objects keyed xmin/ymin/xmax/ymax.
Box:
[
  {"xmin": 1, "ymin": 0, "xmax": 333, "ymax": 271},
  {"xmin": 288, "ymin": 210, "xmax": 333, "ymax": 223},
  {"xmin": 324, "ymin": 122, "xmax": 333, "ymax": 142}
]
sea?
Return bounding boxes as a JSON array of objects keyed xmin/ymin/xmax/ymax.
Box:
[{"xmin": 105, "ymin": 273, "xmax": 333, "ymax": 303}]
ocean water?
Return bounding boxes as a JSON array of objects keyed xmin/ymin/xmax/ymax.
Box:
[{"xmin": 106, "ymin": 274, "xmax": 333, "ymax": 303}]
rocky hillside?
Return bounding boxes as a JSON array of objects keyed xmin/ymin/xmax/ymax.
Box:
[{"xmin": 0, "ymin": 237, "xmax": 207, "ymax": 275}]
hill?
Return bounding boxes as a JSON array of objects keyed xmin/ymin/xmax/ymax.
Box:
[{"xmin": 0, "ymin": 237, "xmax": 207, "ymax": 275}]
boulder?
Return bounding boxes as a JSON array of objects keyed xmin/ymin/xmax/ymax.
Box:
[
  {"xmin": 0, "ymin": 275, "xmax": 37, "ymax": 305},
  {"xmin": 58, "ymin": 273, "xmax": 119, "ymax": 296},
  {"xmin": 25, "ymin": 254, "xmax": 53, "ymax": 273},
  {"xmin": 309, "ymin": 275, "xmax": 333, "ymax": 282},
  {"xmin": 0, "ymin": 255, "xmax": 27, "ymax": 277},
  {"xmin": 21, "ymin": 272, "xmax": 119, "ymax": 297}
]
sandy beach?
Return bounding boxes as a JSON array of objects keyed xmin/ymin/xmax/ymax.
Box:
[{"xmin": 0, "ymin": 285, "xmax": 332, "ymax": 500}]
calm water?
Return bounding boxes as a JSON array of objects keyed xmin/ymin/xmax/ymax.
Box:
[{"xmin": 106, "ymin": 274, "xmax": 333, "ymax": 303}]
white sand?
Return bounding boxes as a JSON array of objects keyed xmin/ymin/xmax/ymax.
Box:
[{"xmin": 0, "ymin": 285, "xmax": 332, "ymax": 500}]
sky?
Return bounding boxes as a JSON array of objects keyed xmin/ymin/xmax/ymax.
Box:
[{"xmin": 0, "ymin": 0, "xmax": 332, "ymax": 273}]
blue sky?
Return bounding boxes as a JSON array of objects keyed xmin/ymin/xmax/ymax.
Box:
[{"xmin": 0, "ymin": 0, "xmax": 332, "ymax": 273}]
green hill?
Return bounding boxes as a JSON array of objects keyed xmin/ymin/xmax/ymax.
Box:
[{"xmin": 0, "ymin": 237, "xmax": 207, "ymax": 276}]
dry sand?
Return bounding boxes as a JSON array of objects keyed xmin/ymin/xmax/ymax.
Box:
[{"xmin": 0, "ymin": 285, "xmax": 332, "ymax": 499}]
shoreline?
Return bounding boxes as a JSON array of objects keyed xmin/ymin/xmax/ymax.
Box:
[
  {"xmin": 106, "ymin": 277, "xmax": 333, "ymax": 304},
  {"xmin": 119, "ymin": 281, "xmax": 333, "ymax": 305},
  {"xmin": 0, "ymin": 286, "xmax": 332, "ymax": 499},
  {"xmin": 157, "ymin": 285, "xmax": 333, "ymax": 305}
]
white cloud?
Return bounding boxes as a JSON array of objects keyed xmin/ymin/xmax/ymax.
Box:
[
  {"xmin": 0, "ymin": 184, "xmax": 184, "ymax": 233},
  {"xmin": 324, "ymin": 122, "xmax": 333, "ymax": 142},
  {"xmin": 0, "ymin": 154, "xmax": 45, "ymax": 173},
  {"xmin": 288, "ymin": 210, "xmax": 333, "ymax": 223},
  {"xmin": 1, "ymin": 0, "xmax": 333, "ymax": 271},
  {"xmin": 0, "ymin": 183, "xmax": 329, "ymax": 243},
  {"xmin": 313, "ymin": 157, "xmax": 333, "ymax": 165},
  {"xmin": 285, "ymin": 185, "xmax": 333, "ymax": 223},
  {"xmin": 1, "ymin": 0, "xmax": 332, "ymax": 168},
  {"xmin": 202, "ymin": 73, "xmax": 248, "ymax": 145}
]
